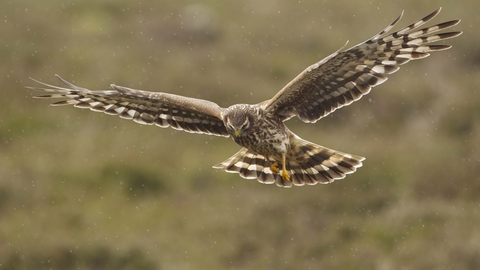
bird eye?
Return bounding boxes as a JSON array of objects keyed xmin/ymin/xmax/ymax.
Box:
[{"xmin": 241, "ymin": 119, "xmax": 250, "ymax": 131}]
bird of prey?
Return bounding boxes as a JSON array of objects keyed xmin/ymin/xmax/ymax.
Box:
[{"xmin": 30, "ymin": 8, "xmax": 461, "ymax": 187}]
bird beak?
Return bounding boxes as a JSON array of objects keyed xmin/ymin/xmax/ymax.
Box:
[{"xmin": 235, "ymin": 130, "xmax": 241, "ymax": 137}]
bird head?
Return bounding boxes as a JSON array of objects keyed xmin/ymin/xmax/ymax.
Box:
[{"xmin": 224, "ymin": 105, "xmax": 253, "ymax": 138}]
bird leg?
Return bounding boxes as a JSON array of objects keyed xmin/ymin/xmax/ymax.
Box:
[
  {"xmin": 268, "ymin": 156, "xmax": 290, "ymax": 181},
  {"xmin": 281, "ymin": 153, "xmax": 290, "ymax": 181}
]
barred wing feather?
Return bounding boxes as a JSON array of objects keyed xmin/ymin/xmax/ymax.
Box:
[
  {"xmin": 29, "ymin": 75, "xmax": 229, "ymax": 137},
  {"xmin": 263, "ymin": 8, "xmax": 462, "ymax": 123}
]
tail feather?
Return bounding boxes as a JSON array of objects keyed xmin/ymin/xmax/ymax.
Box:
[
  {"xmin": 213, "ymin": 139, "xmax": 365, "ymax": 188},
  {"xmin": 213, "ymin": 148, "xmax": 280, "ymax": 185},
  {"xmin": 298, "ymin": 163, "xmax": 318, "ymax": 185}
]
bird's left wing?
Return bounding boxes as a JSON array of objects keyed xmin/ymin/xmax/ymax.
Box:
[
  {"xmin": 262, "ymin": 8, "xmax": 462, "ymax": 122},
  {"xmin": 29, "ymin": 75, "xmax": 229, "ymax": 137}
]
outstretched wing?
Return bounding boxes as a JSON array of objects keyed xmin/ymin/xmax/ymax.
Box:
[
  {"xmin": 29, "ymin": 75, "xmax": 229, "ymax": 137},
  {"xmin": 262, "ymin": 8, "xmax": 462, "ymax": 122}
]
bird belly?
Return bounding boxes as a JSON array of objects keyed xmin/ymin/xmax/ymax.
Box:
[{"xmin": 234, "ymin": 130, "xmax": 289, "ymax": 157}]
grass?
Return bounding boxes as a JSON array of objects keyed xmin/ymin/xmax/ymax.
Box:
[{"xmin": 1, "ymin": 0, "xmax": 479, "ymax": 269}]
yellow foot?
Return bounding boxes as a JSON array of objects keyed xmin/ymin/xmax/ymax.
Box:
[
  {"xmin": 281, "ymin": 169, "xmax": 290, "ymax": 181},
  {"xmin": 270, "ymin": 162, "xmax": 280, "ymax": 173}
]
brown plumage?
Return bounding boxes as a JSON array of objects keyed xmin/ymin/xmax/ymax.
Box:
[{"xmin": 29, "ymin": 8, "xmax": 461, "ymax": 187}]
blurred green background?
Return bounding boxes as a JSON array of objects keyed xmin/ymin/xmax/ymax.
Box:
[{"xmin": 1, "ymin": 0, "xmax": 479, "ymax": 269}]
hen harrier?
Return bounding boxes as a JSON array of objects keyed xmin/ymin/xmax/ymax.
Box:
[{"xmin": 30, "ymin": 8, "xmax": 461, "ymax": 187}]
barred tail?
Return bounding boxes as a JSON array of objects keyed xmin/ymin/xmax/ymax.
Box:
[{"xmin": 213, "ymin": 140, "xmax": 365, "ymax": 188}]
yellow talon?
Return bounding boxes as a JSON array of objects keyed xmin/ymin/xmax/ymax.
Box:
[
  {"xmin": 270, "ymin": 156, "xmax": 290, "ymax": 181},
  {"xmin": 270, "ymin": 162, "xmax": 280, "ymax": 173}
]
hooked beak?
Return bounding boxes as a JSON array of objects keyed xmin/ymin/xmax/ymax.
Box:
[{"xmin": 235, "ymin": 130, "xmax": 241, "ymax": 137}]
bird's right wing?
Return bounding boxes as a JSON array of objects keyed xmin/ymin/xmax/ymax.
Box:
[{"xmin": 29, "ymin": 75, "xmax": 230, "ymax": 137}]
